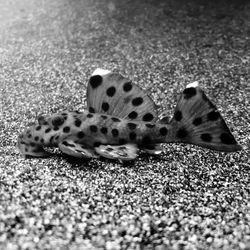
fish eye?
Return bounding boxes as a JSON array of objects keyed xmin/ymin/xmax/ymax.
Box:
[{"xmin": 52, "ymin": 115, "xmax": 65, "ymax": 127}]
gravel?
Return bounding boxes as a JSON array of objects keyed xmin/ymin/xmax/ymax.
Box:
[{"xmin": 0, "ymin": 0, "xmax": 250, "ymax": 249}]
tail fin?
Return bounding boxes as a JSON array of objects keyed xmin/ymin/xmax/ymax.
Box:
[{"xmin": 162, "ymin": 82, "xmax": 242, "ymax": 152}]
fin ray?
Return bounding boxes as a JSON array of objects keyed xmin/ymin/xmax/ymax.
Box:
[
  {"xmin": 166, "ymin": 83, "xmax": 241, "ymax": 152},
  {"xmin": 87, "ymin": 69, "xmax": 158, "ymax": 122}
]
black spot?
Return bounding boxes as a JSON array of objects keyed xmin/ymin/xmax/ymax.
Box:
[
  {"xmin": 62, "ymin": 141, "xmax": 75, "ymax": 147},
  {"xmin": 61, "ymin": 112, "xmax": 67, "ymax": 116},
  {"xmin": 40, "ymin": 138, "xmax": 44, "ymax": 144},
  {"xmin": 119, "ymin": 146, "xmax": 127, "ymax": 150},
  {"xmin": 101, "ymin": 127, "xmax": 108, "ymax": 134},
  {"xmin": 87, "ymin": 113, "xmax": 93, "ymax": 118},
  {"xmin": 128, "ymin": 111, "xmax": 138, "ymax": 120},
  {"xmin": 193, "ymin": 117, "xmax": 202, "ymax": 126},
  {"xmin": 123, "ymin": 82, "xmax": 132, "ymax": 92},
  {"xmin": 89, "ymin": 107, "xmax": 95, "ymax": 113},
  {"xmin": 201, "ymin": 133, "xmax": 212, "ymax": 142},
  {"xmin": 106, "ymin": 147, "xmax": 114, "ymax": 152},
  {"xmin": 75, "ymin": 119, "xmax": 81, "ymax": 127},
  {"xmin": 127, "ymin": 122, "xmax": 137, "ymax": 130},
  {"xmin": 34, "ymin": 136, "xmax": 39, "ymax": 141},
  {"xmin": 101, "ymin": 115, "xmax": 107, "ymax": 120},
  {"xmin": 89, "ymin": 75, "xmax": 102, "ymax": 89},
  {"xmin": 36, "ymin": 126, "xmax": 41, "ymax": 131},
  {"xmin": 102, "ymin": 102, "xmax": 110, "ymax": 112},
  {"xmin": 111, "ymin": 117, "xmax": 120, "ymax": 122},
  {"xmin": 77, "ymin": 131, "xmax": 85, "ymax": 139},
  {"xmin": 177, "ymin": 127, "xmax": 188, "ymax": 139},
  {"xmin": 45, "ymin": 128, "xmax": 51, "ymax": 133},
  {"xmin": 55, "ymin": 136, "xmax": 59, "ymax": 140},
  {"xmin": 129, "ymin": 132, "xmax": 137, "ymax": 140},
  {"xmin": 30, "ymin": 142, "xmax": 35, "ymax": 147},
  {"xmin": 145, "ymin": 123, "xmax": 155, "ymax": 128},
  {"xmin": 143, "ymin": 113, "xmax": 154, "ymax": 122},
  {"xmin": 174, "ymin": 110, "xmax": 182, "ymax": 121},
  {"xmin": 52, "ymin": 116, "xmax": 64, "ymax": 127},
  {"xmin": 220, "ymin": 133, "xmax": 237, "ymax": 144},
  {"xmin": 207, "ymin": 110, "xmax": 220, "ymax": 121},
  {"xmin": 132, "ymin": 97, "xmax": 143, "ymax": 106},
  {"xmin": 111, "ymin": 129, "xmax": 119, "ymax": 137},
  {"xmin": 90, "ymin": 125, "xmax": 98, "ymax": 133},
  {"xmin": 119, "ymin": 138, "xmax": 127, "ymax": 144},
  {"xmin": 183, "ymin": 87, "xmax": 197, "ymax": 99},
  {"xmin": 28, "ymin": 134, "xmax": 32, "ymax": 138},
  {"xmin": 94, "ymin": 142, "xmax": 101, "ymax": 147},
  {"xmin": 160, "ymin": 127, "xmax": 168, "ymax": 136},
  {"xmin": 142, "ymin": 135, "xmax": 152, "ymax": 144},
  {"xmin": 74, "ymin": 111, "xmax": 81, "ymax": 114},
  {"xmin": 106, "ymin": 86, "xmax": 116, "ymax": 97},
  {"xmin": 53, "ymin": 127, "xmax": 59, "ymax": 131},
  {"xmin": 63, "ymin": 126, "xmax": 70, "ymax": 133}
]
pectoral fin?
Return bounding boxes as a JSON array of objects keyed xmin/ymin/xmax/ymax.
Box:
[
  {"xmin": 95, "ymin": 144, "xmax": 139, "ymax": 161},
  {"xmin": 59, "ymin": 140, "xmax": 99, "ymax": 158}
]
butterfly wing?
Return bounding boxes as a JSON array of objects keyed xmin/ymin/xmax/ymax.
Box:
[{"xmin": 87, "ymin": 69, "xmax": 158, "ymax": 122}]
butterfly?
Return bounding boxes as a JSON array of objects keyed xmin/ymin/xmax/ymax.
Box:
[{"xmin": 17, "ymin": 68, "xmax": 241, "ymax": 161}]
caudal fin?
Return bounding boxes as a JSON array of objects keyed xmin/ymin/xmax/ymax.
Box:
[{"xmin": 162, "ymin": 82, "xmax": 242, "ymax": 152}]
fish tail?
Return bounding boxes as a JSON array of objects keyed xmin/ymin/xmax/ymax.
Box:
[{"xmin": 160, "ymin": 82, "xmax": 241, "ymax": 152}]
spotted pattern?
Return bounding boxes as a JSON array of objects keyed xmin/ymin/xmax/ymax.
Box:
[
  {"xmin": 201, "ymin": 133, "xmax": 212, "ymax": 142},
  {"xmin": 143, "ymin": 113, "xmax": 154, "ymax": 122},
  {"xmin": 89, "ymin": 107, "xmax": 95, "ymax": 113},
  {"xmin": 36, "ymin": 126, "xmax": 41, "ymax": 131},
  {"xmin": 128, "ymin": 111, "xmax": 138, "ymax": 120},
  {"xmin": 35, "ymin": 136, "xmax": 39, "ymax": 141},
  {"xmin": 132, "ymin": 97, "xmax": 143, "ymax": 106},
  {"xmin": 45, "ymin": 128, "xmax": 51, "ymax": 133},
  {"xmin": 89, "ymin": 75, "xmax": 102, "ymax": 89},
  {"xmin": 127, "ymin": 122, "xmax": 137, "ymax": 130},
  {"xmin": 90, "ymin": 125, "xmax": 98, "ymax": 133},
  {"xmin": 145, "ymin": 123, "xmax": 155, "ymax": 128},
  {"xmin": 106, "ymin": 86, "xmax": 116, "ymax": 97},
  {"xmin": 53, "ymin": 127, "xmax": 59, "ymax": 131},
  {"xmin": 101, "ymin": 127, "xmax": 108, "ymax": 134},
  {"xmin": 111, "ymin": 117, "xmax": 120, "ymax": 122},
  {"xmin": 207, "ymin": 110, "xmax": 220, "ymax": 121},
  {"xmin": 177, "ymin": 127, "xmax": 188, "ymax": 139},
  {"xmin": 77, "ymin": 131, "xmax": 85, "ymax": 139},
  {"xmin": 102, "ymin": 102, "xmax": 110, "ymax": 112},
  {"xmin": 112, "ymin": 129, "xmax": 119, "ymax": 137},
  {"xmin": 75, "ymin": 119, "xmax": 81, "ymax": 127},
  {"xmin": 193, "ymin": 117, "xmax": 202, "ymax": 126},
  {"xmin": 159, "ymin": 127, "xmax": 168, "ymax": 136},
  {"xmin": 52, "ymin": 116, "xmax": 65, "ymax": 127},
  {"xmin": 87, "ymin": 113, "xmax": 93, "ymax": 118},
  {"xmin": 183, "ymin": 87, "xmax": 197, "ymax": 99},
  {"xmin": 220, "ymin": 133, "xmax": 237, "ymax": 144},
  {"xmin": 101, "ymin": 115, "xmax": 108, "ymax": 120},
  {"xmin": 174, "ymin": 110, "xmax": 182, "ymax": 121},
  {"xmin": 123, "ymin": 82, "xmax": 132, "ymax": 92},
  {"xmin": 63, "ymin": 126, "xmax": 70, "ymax": 133}
]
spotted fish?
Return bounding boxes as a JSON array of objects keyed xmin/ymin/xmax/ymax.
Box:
[{"xmin": 17, "ymin": 69, "xmax": 242, "ymax": 161}]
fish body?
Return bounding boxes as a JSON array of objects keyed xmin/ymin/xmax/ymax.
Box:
[{"xmin": 17, "ymin": 69, "xmax": 241, "ymax": 160}]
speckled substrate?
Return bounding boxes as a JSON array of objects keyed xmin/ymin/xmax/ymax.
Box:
[{"xmin": 0, "ymin": 0, "xmax": 250, "ymax": 249}]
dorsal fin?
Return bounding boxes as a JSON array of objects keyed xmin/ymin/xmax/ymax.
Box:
[{"xmin": 86, "ymin": 69, "xmax": 158, "ymax": 122}]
